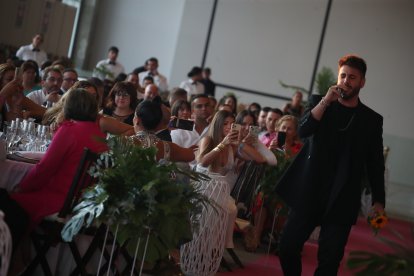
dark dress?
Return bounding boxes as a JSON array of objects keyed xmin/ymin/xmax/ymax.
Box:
[{"xmin": 102, "ymin": 107, "xmax": 134, "ymax": 126}]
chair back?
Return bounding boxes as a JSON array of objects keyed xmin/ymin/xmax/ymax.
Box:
[{"xmin": 58, "ymin": 148, "xmax": 99, "ymax": 218}]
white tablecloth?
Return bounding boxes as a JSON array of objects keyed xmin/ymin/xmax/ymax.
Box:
[{"xmin": 0, "ymin": 159, "xmax": 35, "ymax": 191}]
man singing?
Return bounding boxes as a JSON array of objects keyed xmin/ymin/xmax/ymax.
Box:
[{"xmin": 276, "ymin": 55, "xmax": 385, "ymax": 275}]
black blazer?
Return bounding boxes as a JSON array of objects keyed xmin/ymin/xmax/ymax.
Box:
[{"xmin": 276, "ymin": 95, "xmax": 385, "ymax": 225}]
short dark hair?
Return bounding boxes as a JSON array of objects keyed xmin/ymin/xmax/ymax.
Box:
[
  {"xmin": 108, "ymin": 46, "xmax": 119, "ymax": 54},
  {"xmin": 106, "ymin": 81, "xmax": 138, "ymax": 110},
  {"xmin": 203, "ymin": 67, "xmax": 211, "ymax": 74},
  {"xmin": 269, "ymin": 108, "xmax": 283, "ymax": 116},
  {"xmin": 22, "ymin": 60, "xmax": 40, "ymax": 83},
  {"xmin": 143, "ymin": 75, "xmax": 154, "ymax": 83},
  {"xmin": 63, "ymin": 68, "xmax": 78, "ymax": 77},
  {"xmin": 64, "ymin": 88, "xmax": 98, "ymax": 122},
  {"xmin": 146, "ymin": 57, "xmax": 158, "ymax": 64},
  {"xmin": 262, "ymin": 106, "xmax": 271, "ymax": 113},
  {"xmin": 135, "ymin": 100, "xmax": 162, "ymax": 130},
  {"xmin": 338, "ymin": 54, "xmax": 367, "ymax": 77}
]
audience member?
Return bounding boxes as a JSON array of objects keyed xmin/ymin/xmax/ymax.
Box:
[
  {"xmin": 126, "ymin": 72, "xmax": 144, "ymax": 99},
  {"xmin": 171, "ymin": 99, "xmax": 191, "ymax": 120},
  {"xmin": 219, "ymin": 94, "xmax": 238, "ymax": 114},
  {"xmin": 171, "ymin": 94, "xmax": 210, "ymax": 150},
  {"xmin": 258, "ymin": 108, "xmax": 283, "ymax": 147},
  {"xmin": 11, "ymin": 89, "xmax": 108, "ymax": 227},
  {"xmin": 0, "ymin": 63, "xmax": 46, "ymax": 125},
  {"xmin": 282, "ymin": 90, "xmax": 304, "ymax": 117},
  {"xmin": 61, "ymin": 68, "xmax": 78, "ymax": 94},
  {"xmin": 138, "ymin": 57, "xmax": 168, "ymax": 92},
  {"xmin": 257, "ymin": 106, "xmax": 271, "ymax": 131},
  {"xmin": 143, "ymin": 83, "xmax": 159, "ymax": 101},
  {"xmin": 179, "ymin": 66, "xmax": 205, "ymax": 98},
  {"xmin": 102, "ymin": 81, "xmax": 137, "ymax": 125},
  {"xmin": 21, "ymin": 60, "xmax": 41, "ymax": 96},
  {"xmin": 169, "ymin": 87, "xmax": 187, "ymax": 107},
  {"xmin": 132, "ymin": 100, "xmax": 194, "ymax": 162},
  {"xmin": 16, "ymin": 34, "xmax": 47, "ymax": 66},
  {"xmin": 201, "ymin": 67, "xmax": 216, "ymax": 97},
  {"xmin": 87, "ymin": 77, "xmax": 105, "ymax": 109},
  {"xmin": 93, "ymin": 46, "xmax": 125, "ymax": 81},
  {"xmin": 196, "ymin": 110, "xmax": 266, "ymax": 249},
  {"xmin": 27, "ymin": 66, "xmax": 62, "ymax": 107},
  {"xmin": 247, "ymin": 102, "xmax": 261, "ymax": 119}
]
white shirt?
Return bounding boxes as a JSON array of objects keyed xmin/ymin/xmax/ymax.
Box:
[
  {"xmin": 93, "ymin": 59, "xmax": 125, "ymax": 81},
  {"xmin": 171, "ymin": 125, "xmax": 209, "ymax": 167},
  {"xmin": 138, "ymin": 71, "xmax": 168, "ymax": 92},
  {"xmin": 26, "ymin": 89, "xmax": 47, "ymax": 106},
  {"xmin": 16, "ymin": 44, "xmax": 47, "ymax": 66},
  {"xmin": 179, "ymin": 79, "xmax": 205, "ymax": 97}
]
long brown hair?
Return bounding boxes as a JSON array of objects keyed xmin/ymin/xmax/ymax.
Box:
[{"xmin": 200, "ymin": 110, "xmax": 234, "ymax": 170}]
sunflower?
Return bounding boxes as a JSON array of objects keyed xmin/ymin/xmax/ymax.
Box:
[{"xmin": 367, "ymin": 212, "xmax": 388, "ymax": 235}]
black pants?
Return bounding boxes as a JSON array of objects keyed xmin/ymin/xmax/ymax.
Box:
[
  {"xmin": 278, "ymin": 211, "xmax": 352, "ymax": 276},
  {"xmin": 0, "ymin": 188, "xmax": 29, "ymax": 250}
]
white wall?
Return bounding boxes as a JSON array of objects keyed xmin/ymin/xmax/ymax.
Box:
[{"xmin": 87, "ymin": 0, "xmax": 185, "ymax": 80}]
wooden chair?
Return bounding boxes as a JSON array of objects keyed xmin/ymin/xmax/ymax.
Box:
[{"xmin": 22, "ymin": 148, "xmax": 110, "ymax": 276}]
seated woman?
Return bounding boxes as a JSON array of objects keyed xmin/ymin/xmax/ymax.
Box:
[
  {"xmin": 21, "ymin": 60, "xmax": 41, "ymax": 96},
  {"xmin": 10, "ymin": 89, "xmax": 108, "ymax": 226},
  {"xmin": 102, "ymin": 81, "xmax": 137, "ymax": 125},
  {"xmin": 132, "ymin": 100, "xmax": 195, "ymax": 163},
  {"xmin": 250, "ymin": 115, "xmax": 303, "ymax": 251},
  {"xmin": 171, "ymin": 99, "xmax": 191, "ymax": 120},
  {"xmin": 196, "ymin": 110, "xmax": 266, "ymax": 248},
  {"xmin": 42, "ymin": 80, "xmax": 134, "ymax": 136}
]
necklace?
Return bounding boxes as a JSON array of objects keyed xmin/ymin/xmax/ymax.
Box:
[{"xmin": 338, "ymin": 113, "xmax": 356, "ymax": 132}]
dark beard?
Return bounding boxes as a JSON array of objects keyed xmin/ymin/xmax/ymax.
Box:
[{"xmin": 341, "ymin": 87, "xmax": 360, "ymax": 100}]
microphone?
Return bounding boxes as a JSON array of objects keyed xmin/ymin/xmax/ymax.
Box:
[{"xmin": 337, "ymin": 87, "xmax": 346, "ymax": 98}]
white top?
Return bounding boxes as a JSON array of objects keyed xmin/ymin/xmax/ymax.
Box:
[
  {"xmin": 16, "ymin": 44, "xmax": 47, "ymax": 66},
  {"xmin": 171, "ymin": 125, "xmax": 209, "ymax": 167},
  {"xmin": 138, "ymin": 71, "xmax": 168, "ymax": 92},
  {"xmin": 26, "ymin": 89, "xmax": 47, "ymax": 106},
  {"xmin": 93, "ymin": 59, "xmax": 125, "ymax": 81},
  {"xmin": 179, "ymin": 79, "xmax": 205, "ymax": 97}
]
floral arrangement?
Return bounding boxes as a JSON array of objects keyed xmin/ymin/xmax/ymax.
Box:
[
  {"xmin": 61, "ymin": 135, "xmax": 210, "ymax": 263},
  {"xmin": 367, "ymin": 211, "xmax": 388, "ymax": 236}
]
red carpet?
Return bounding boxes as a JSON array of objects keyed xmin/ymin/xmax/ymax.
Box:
[{"xmin": 217, "ymin": 216, "xmax": 413, "ymax": 275}]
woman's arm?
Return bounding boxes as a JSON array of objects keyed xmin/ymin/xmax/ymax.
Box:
[
  {"xmin": 22, "ymin": 97, "xmax": 46, "ymax": 119},
  {"xmin": 238, "ymin": 143, "xmax": 266, "ymax": 163},
  {"xmin": 167, "ymin": 142, "xmax": 195, "ymax": 162},
  {"xmin": 99, "ymin": 115, "xmax": 135, "ymax": 136}
]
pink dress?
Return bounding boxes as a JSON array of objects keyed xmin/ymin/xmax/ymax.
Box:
[{"xmin": 11, "ymin": 120, "xmax": 107, "ymax": 225}]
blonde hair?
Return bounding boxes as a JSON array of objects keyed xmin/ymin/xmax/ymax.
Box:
[
  {"xmin": 42, "ymin": 81, "xmax": 97, "ymax": 126},
  {"xmin": 276, "ymin": 115, "xmax": 299, "ymax": 141}
]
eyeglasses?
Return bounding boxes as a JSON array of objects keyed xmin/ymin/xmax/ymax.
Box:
[
  {"xmin": 115, "ymin": 92, "xmax": 130, "ymax": 97},
  {"xmin": 46, "ymin": 77, "xmax": 62, "ymax": 83},
  {"xmin": 63, "ymin": 78, "xmax": 78, "ymax": 83}
]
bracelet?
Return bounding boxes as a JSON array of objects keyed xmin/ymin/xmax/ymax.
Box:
[
  {"xmin": 217, "ymin": 143, "xmax": 226, "ymax": 151},
  {"xmin": 213, "ymin": 143, "xmax": 226, "ymax": 152},
  {"xmin": 319, "ymin": 97, "xmax": 330, "ymax": 108}
]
